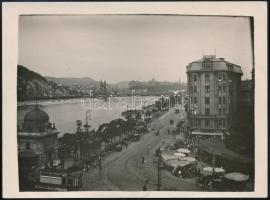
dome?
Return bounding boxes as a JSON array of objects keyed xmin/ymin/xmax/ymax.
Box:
[
  {"xmin": 24, "ymin": 106, "xmax": 49, "ymax": 122},
  {"xmin": 22, "ymin": 106, "xmax": 50, "ymax": 132}
]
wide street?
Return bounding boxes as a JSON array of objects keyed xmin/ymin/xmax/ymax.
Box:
[{"xmin": 82, "ymin": 108, "xmax": 201, "ymax": 191}]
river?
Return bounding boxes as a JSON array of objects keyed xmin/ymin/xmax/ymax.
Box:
[{"xmin": 17, "ymin": 96, "xmax": 159, "ymax": 137}]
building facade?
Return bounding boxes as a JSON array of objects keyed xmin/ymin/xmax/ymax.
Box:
[
  {"xmin": 18, "ymin": 105, "xmax": 59, "ymax": 168},
  {"xmin": 186, "ymin": 55, "xmax": 243, "ymax": 132}
]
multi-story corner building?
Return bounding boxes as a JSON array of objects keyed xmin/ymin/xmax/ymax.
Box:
[{"xmin": 186, "ymin": 55, "xmax": 243, "ymax": 132}]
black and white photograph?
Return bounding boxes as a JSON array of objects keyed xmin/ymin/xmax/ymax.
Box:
[{"xmin": 2, "ymin": 2, "xmax": 267, "ymax": 198}]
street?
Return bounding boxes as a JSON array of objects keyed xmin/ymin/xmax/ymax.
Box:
[{"xmin": 82, "ymin": 108, "xmax": 201, "ymax": 191}]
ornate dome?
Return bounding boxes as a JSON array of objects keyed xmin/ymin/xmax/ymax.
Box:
[
  {"xmin": 24, "ymin": 106, "xmax": 49, "ymax": 122},
  {"xmin": 22, "ymin": 106, "xmax": 50, "ymax": 132}
]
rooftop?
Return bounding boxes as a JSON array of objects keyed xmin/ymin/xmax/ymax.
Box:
[{"xmin": 186, "ymin": 55, "xmax": 243, "ymax": 75}]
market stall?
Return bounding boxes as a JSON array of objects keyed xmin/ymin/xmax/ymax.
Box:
[
  {"xmin": 223, "ymin": 172, "xmax": 249, "ymax": 191},
  {"xmin": 174, "ymin": 152, "xmax": 186, "ymax": 157},
  {"xmin": 177, "ymin": 148, "xmax": 191, "ymax": 154}
]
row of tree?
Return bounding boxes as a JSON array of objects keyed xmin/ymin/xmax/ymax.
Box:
[
  {"xmin": 58, "ymin": 95, "xmax": 180, "ymax": 160},
  {"xmin": 58, "ymin": 116, "xmax": 146, "ymax": 161}
]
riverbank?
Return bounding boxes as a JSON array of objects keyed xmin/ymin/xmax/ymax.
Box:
[{"xmin": 17, "ymin": 94, "xmax": 164, "ymax": 103}]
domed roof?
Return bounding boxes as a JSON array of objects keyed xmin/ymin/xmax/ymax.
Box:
[{"xmin": 24, "ymin": 106, "xmax": 49, "ymax": 122}]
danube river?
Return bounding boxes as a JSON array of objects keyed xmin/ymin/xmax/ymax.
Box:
[{"xmin": 17, "ymin": 96, "xmax": 159, "ymax": 137}]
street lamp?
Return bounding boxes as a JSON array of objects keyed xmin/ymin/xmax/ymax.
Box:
[
  {"xmin": 157, "ymin": 151, "xmax": 162, "ymax": 191},
  {"xmin": 132, "ymin": 90, "xmax": 136, "ymax": 110}
]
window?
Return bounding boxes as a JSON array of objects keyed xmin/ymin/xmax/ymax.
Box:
[
  {"xmin": 218, "ymin": 120, "xmax": 222, "ymax": 126},
  {"xmin": 223, "ymin": 120, "xmax": 226, "ymax": 127},
  {"xmin": 223, "ymin": 96, "xmax": 226, "ymax": 104},
  {"xmin": 205, "ymin": 108, "xmax": 210, "ymax": 115},
  {"xmin": 194, "ymin": 75, "xmax": 197, "ymax": 82},
  {"xmin": 215, "ymin": 120, "xmax": 218, "ymax": 128},
  {"xmin": 219, "ymin": 85, "xmax": 222, "ymax": 91},
  {"xmin": 197, "ymin": 120, "xmax": 201, "ymax": 128},
  {"xmin": 25, "ymin": 142, "xmax": 31, "ymax": 150},
  {"xmin": 223, "ymin": 86, "xmax": 226, "ymax": 92},
  {"xmin": 219, "ymin": 76, "xmax": 222, "ymax": 81},
  {"xmin": 205, "ymin": 120, "xmax": 210, "ymax": 127},
  {"xmin": 203, "ymin": 62, "xmax": 213, "ymax": 69},
  {"xmin": 193, "ymin": 97, "xmax": 197, "ymax": 104},
  {"xmin": 205, "ymin": 73, "xmax": 210, "ymax": 82},
  {"xmin": 194, "ymin": 86, "xmax": 197, "ymax": 92},
  {"xmin": 219, "ymin": 108, "xmax": 222, "ymax": 115},
  {"xmin": 223, "ymin": 108, "xmax": 226, "ymax": 115},
  {"xmin": 205, "ymin": 97, "xmax": 210, "ymax": 104},
  {"xmin": 27, "ymin": 126, "xmax": 32, "ymax": 132},
  {"xmin": 219, "ymin": 97, "xmax": 222, "ymax": 104},
  {"xmin": 205, "ymin": 86, "xmax": 210, "ymax": 93}
]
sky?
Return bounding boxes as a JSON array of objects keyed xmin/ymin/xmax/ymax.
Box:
[{"xmin": 18, "ymin": 15, "xmax": 253, "ymax": 83}]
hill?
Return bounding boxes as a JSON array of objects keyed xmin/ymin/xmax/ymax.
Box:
[
  {"xmin": 45, "ymin": 76, "xmax": 97, "ymax": 88},
  {"xmin": 17, "ymin": 65, "xmax": 86, "ymax": 101}
]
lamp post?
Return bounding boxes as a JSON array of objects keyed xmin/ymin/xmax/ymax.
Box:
[
  {"xmin": 157, "ymin": 152, "xmax": 162, "ymax": 191},
  {"xmin": 132, "ymin": 90, "xmax": 135, "ymax": 110},
  {"xmin": 210, "ymin": 136, "xmax": 216, "ymax": 191}
]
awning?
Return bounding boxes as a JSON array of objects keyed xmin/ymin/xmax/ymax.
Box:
[
  {"xmin": 202, "ymin": 167, "xmax": 226, "ymax": 176},
  {"xmin": 176, "ymin": 135, "xmax": 184, "ymax": 140},
  {"xmin": 179, "ymin": 157, "xmax": 196, "ymax": 162},
  {"xmin": 177, "ymin": 148, "xmax": 191, "ymax": 154},
  {"xmin": 224, "ymin": 172, "xmax": 249, "ymax": 182},
  {"xmin": 19, "ymin": 151, "xmax": 38, "ymax": 158},
  {"xmin": 161, "ymin": 154, "xmax": 179, "ymax": 161},
  {"xmin": 192, "ymin": 131, "xmax": 223, "ymax": 136},
  {"xmin": 174, "ymin": 152, "xmax": 186, "ymax": 157},
  {"xmin": 166, "ymin": 159, "xmax": 191, "ymax": 168}
]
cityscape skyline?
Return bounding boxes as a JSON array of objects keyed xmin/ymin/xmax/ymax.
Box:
[{"xmin": 18, "ymin": 15, "xmax": 253, "ymax": 83}]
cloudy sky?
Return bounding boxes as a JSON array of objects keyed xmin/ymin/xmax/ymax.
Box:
[{"xmin": 18, "ymin": 15, "xmax": 253, "ymax": 83}]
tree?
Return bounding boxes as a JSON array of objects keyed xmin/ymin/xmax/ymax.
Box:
[
  {"xmin": 97, "ymin": 123, "xmax": 110, "ymax": 151},
  {"xmin": 145, "ymin": 110, "xmax": 152, "ymax": 119},
  {"xmin": 111, "ymin": 118, "xmax": 126, "ymax": 142},
  {"xmin": 126, "ymin": 118, "xmax": 137, "ymax": 135},
  {"xmin": 76, "ymin": 120, "xmax": 83, "ymax": 133}
]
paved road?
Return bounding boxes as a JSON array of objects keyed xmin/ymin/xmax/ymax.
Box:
[{"xmin": 82, "ymin": 108, "xmax": 201, "ymax": 191}]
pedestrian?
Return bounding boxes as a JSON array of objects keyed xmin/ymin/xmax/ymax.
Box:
[
  {"xmin": 142, "ymin": 156, "xmax": 145, "ymax": 165},
  {"xmin": 98, "ymin": 155, "xmax": 102, "ymax": 169},
  {"xmin": 143, "ymin": 184, "xmax": 147, "ymax": 191}
]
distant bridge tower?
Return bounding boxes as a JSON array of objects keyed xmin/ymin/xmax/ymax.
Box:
[{"xmin": 99, "ymin": 80, "xmax": 109, "ymax": 101}]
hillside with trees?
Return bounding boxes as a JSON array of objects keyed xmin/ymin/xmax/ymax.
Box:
[{"xmin": 17, "ymin": 65, "xmax": 86, "ymax": 101}]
